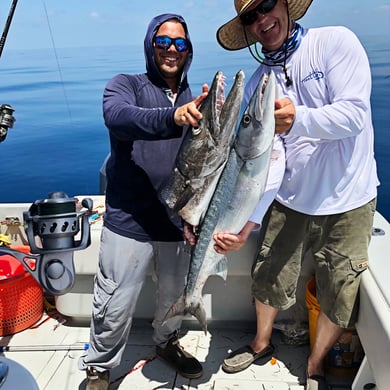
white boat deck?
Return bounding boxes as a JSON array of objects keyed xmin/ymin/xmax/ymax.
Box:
[
  {"xmin": 1, "ymin": 198, "xmax": 388, "ymax": 389},
  {"xmin": 0, "ymin": 310, "xmax": 357, "ymax": 390}
]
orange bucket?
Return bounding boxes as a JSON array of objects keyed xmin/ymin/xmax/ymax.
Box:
[
  {"xmin": 306, "ymin": 277, "xmax": 364, "ymax": 377},
  {"xmin": 0, "ymin": 246, "xmax": 43, "ymax": 336}
]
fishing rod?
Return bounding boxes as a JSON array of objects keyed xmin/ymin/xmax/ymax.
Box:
[
  {"xmin": 0, "ymin": 0, "xmax": 18, "ymax": 59},
  {"xmin": 0, "ymin": 0, "xmax": 18, "ymax": 143}
]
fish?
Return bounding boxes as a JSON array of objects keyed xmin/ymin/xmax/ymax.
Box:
[
  {"xmin": 165, "ymin": 71, "xmax": 276, "ymax": 332},
  {"xmin": 161, "ymin": 70, "xmax": 245, "ymax": 227}
]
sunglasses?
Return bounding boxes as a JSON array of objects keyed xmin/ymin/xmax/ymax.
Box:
[
  {"xmin": 240, "ymin": 0, "xmax": 278, "ymax": 26},
  {"xmin": 153, "ymin": 35, "xmax": 190, "ymax": 53}
]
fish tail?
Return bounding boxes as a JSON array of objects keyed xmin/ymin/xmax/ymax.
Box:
[
  {"xmin": 163, "ymin": 295, "xmax": 187, "ymax": 323},
  {"xmin": 163, "ymin": 297, "xmax": 208, "ymax": 334},
  {"xmin": 188, "ymin": 301, "xmax": 208, "ymax": 334}
]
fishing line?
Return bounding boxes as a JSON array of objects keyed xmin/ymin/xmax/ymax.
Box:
[{"xmin": 42, "ymin": 1, "xmax": 73, "ymax": 123}]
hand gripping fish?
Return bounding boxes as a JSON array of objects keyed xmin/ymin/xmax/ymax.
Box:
[
  {"xmin": 161, "ymin": 70, "xmax": 245, "ymax": 227},
  {"xmin": 165, "ymin": 71, "xmax": 276, "ymax": 332}
]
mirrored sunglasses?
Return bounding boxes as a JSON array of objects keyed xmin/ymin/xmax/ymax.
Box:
[{"xmin": 153, "ymin": 35, "xmax": 189, "ymax": 52}]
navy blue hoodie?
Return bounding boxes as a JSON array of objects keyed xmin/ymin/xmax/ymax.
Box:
[{"xmin": 103, "ymin": 14, "xmax": 193, "ymax": 242}]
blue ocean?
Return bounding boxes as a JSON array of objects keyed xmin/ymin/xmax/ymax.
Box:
[{"xmin": 1, "ymin": 34, "xmax": 389, "ymax": 220}]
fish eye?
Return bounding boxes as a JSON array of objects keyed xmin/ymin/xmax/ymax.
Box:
[
  {"xmin": 242, "ymin": 114, "xmax": 251, "ymax": 125},
  {"xmin": 192, "ymin": 126, "xmax": 202, "ymax": 135}
]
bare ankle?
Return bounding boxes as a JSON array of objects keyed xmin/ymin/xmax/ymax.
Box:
[
  {"xmin": 250, "ymin": 340, "xmax": 270, "ymax": 354},
  {"xmin": 307, "ymin": 358, "xmax": 324, "ymax": 377}
]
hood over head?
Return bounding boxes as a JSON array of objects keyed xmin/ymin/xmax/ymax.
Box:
[{"xmin": 144, "ymin": 13, "xmax": 193, "ymax": 88}]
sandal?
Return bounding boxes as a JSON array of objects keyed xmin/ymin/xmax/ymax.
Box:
[{"xmin": 222, "ymin": 344, "xmax": 274, "ymax": 373}]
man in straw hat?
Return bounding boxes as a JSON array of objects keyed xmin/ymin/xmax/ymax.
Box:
[{"xmin": 213, "ymin": 1, "xmax": 378, "ymax": 389}]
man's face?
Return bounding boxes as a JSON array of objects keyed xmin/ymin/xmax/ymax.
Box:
[
  {"xmin": 243, "ymin": 0, "xmax": 290, "ymax": 51},
  {"xmin": 153, "ymin": 21, "xmax": 189, "ymax": 80}
]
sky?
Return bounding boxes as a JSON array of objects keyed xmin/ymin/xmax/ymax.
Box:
[{"xmin": 1, "ymin": 0, "xmax": 390, "ymax": 51}]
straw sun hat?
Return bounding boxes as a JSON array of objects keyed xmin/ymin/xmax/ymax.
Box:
[{"xmin": 217, "ymin": 0, "xmax": 313, "ymax": 50}]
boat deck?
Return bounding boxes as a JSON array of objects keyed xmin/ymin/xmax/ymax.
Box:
[
  {"xmin": 2, "ymin": 198, "xmax": 388, "ymax": 388},
  {"xmin": 0, "ymin": 308, "xmax": 355, "ymax": 390}
]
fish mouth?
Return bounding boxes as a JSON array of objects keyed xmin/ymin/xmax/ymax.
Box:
[
  {"xmin": 257, "ymin": 71, "xmax": 276, "ymax": 125},
  {"xmin": 235, "ymin": 71, "xmax": 276, "ymax": 161},
  {"xmin": 190, "ymin": 71, "xmax": 226, "ymax": 137},
  {"xmin": 213, "ymin": 74, "xmax": 226, "ymax": 134},
  {"xmin": 261, "ymin": 73, "xmax": 270, "ymax": 102}
]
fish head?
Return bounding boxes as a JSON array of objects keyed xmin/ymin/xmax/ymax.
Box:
[
  {"xmin": 164, "ymin": 70, "xmax": 245, "ymax": 226},
  {"xmin": 176, "ymin": 70, "xmax": 228, "ymax": 176},
  {"xmin": 195, "ymin": 70, "xmax": 226, "ymax": 138},
  {"xmin": 235, "ymin": 71, "xmax": 276, "ymax": 161},
  {"xmin": 219, "ymin": 70, "xmax": 245, "ymax": 149}
]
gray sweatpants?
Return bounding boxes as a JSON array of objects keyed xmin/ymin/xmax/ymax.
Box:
[{"xmin": 78, "ymin": 226, "xmax": 190, "ymax": 371}]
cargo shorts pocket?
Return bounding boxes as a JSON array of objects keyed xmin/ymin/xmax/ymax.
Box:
[
  {"xmin": 251, "ymin": 244, "xmax": 272, "ymax": 277},
  {"xmin": 350, "ymin": 257, "xmax": 369, "ymax": 275},
  {"xmin": 93, "ymin": 267, "xmax": 118, "ymax": 320}
]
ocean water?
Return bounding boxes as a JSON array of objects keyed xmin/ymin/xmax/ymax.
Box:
[{"xmin": 0, "ymin": 35, "xmax": 389, "ymax": 220}]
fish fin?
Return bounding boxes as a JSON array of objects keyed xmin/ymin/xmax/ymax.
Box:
[
  {"xmin": 172, "ymin": 187, "xmax": 195, "ymax": 213},
  {"xmin": 213, "ymin": 255, "xmax": 228, "ymax": 281},
  {"xmin": 188, "ymin": 301, "xmax": 208, "ymax": 334},
  {"xmin": 160, "ymin": 170, "xmax": 184, "ymax": 209}
]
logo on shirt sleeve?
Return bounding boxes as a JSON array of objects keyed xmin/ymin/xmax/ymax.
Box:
[{"xmin": 302, "ymin": 69, "xmax": 324, "ymax": 83}]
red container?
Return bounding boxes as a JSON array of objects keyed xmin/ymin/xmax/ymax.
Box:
[{"xmin": 0, "ymin": 246, "xmax": 43, "ymax": 336}]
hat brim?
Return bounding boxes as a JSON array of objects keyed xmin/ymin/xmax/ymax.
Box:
[
  {"xmin": 217, "ymin": 16, "xmax": 257, "ymax": 51},
  {"xmin": 216, "ymin": 0, "xmax": 313, "ymax": 51}
]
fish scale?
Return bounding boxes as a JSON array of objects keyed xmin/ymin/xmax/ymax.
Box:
[
  {"xmin": 165, "ymin": 71, "xmax": 276, "ymax": 332},
  {"xmin": 184, "ymin": 148, "xmax": 243, "ymax": 326},
  {"xmin": 161, "ymin": 70, "xmax": 245, "ymax": 227}
]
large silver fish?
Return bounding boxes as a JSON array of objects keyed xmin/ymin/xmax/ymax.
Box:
[
  {"xmin": 162, "ymin": 70, "xmax": 245, "ymax": 227},
  {"xmin": 165, "ymin": 71, "xmax": 276, "ymax": 332}
]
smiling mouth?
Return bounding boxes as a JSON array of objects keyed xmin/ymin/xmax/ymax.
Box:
[
  {"xmin": 163, "ymin": 56, "xmax": 178, "ymax": 63},
  {"xmin": 263, "ymin": 22, "xmax": 276, "ymax": 33}
]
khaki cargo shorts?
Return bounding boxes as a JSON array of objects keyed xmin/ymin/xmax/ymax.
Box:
[{"xmin": 252, "ymin": 198, "xmax": 376, "ymax": 328}]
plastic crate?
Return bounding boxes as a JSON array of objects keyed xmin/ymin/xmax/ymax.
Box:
[{"xmin": 0, "ymin": 246, "xmax": 43, "ymax": 336}]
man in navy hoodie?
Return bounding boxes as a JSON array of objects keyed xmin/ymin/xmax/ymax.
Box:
[{"xmin": 79, "ymin": 14, "xmax": 207, "ymax": 390}]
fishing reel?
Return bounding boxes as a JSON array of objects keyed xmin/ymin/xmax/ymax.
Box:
[
  {"xmin": 0, "ymin": 192, "xmax": 93, "ymax": 295},
  {"xmin": 0, "ymin": 104, "xmax": 15, "ymax": 143}
]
